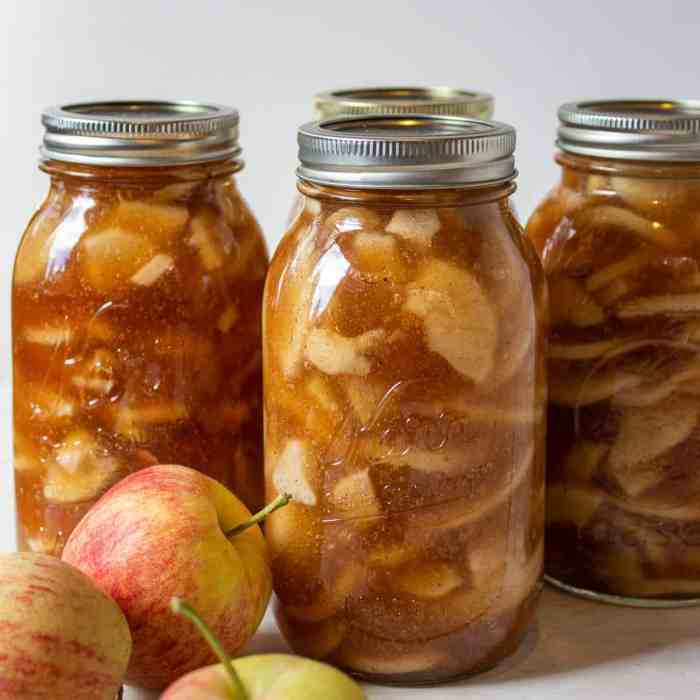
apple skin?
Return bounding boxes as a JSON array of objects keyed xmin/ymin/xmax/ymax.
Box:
[
  {"xmin": 62, "ymin": 464, "xmax": 271, "ymax": 690},
  {"xmin": 0, "ymin": 552, "xmax": 131, "ymax": 700},
  {"xmin": 160, "ymin": 654, "xmax": 366, "ymax": 699}
]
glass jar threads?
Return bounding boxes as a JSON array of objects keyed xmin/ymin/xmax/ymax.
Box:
[
  {"xmin": 264, "ymin": 114, "xmax": 546, "ymax": 682},
  {"xmin": 13, "ymin": 101, "xmax": 268, "ymax": 555},
  {"xmin": 527, "ymin": 100, "xmax": 700, "ymax": 606}
]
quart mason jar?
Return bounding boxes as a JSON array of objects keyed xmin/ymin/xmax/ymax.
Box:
[
  {"xmin": 527, "ymin": 100, "xmax": 700, "ymax": 606},
  {"xmin": 264, "ymin": 115, "xmax": 546, "ymax": 683},
  {"xmin": 13, "ymin": 101, "xmax": 268, "ymax": 555},
  {"xmin": 287, "ymin": 87, "xmax": 495, "ymax": 226}
]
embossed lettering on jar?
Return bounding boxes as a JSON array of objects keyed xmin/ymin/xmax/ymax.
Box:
[
  {"xmin": 264, "ymin": 115, "xmax": 546, "ymax": 683},
  {"xmin": 527, "ymin": 99, "xmax": 700, "ymax": 606},
  {"xmin": 13, "ymin": 101, "xmax": 268, "ymax": 555}
]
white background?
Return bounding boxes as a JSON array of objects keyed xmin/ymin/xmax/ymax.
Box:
[{"xmin": 3, "ymin": 4, "xmax": 700, "ymax": 697}]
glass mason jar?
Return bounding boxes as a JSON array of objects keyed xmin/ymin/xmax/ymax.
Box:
[
  {"xmin": 527, "ymin": 100, "xmax": 700, "ymax": 606},
  {"xmin": 13, "ymin": 101, "xmax": 268, "ymax": 555},
  {"xmin": 264, "ymin": 115, "xmax": 546, "ymax": 683},
  {"xmin": 286, "ymin": 87, "xmax": 495, "ymax": 226}
]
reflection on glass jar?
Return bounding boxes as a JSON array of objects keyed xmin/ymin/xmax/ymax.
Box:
[
  {"xmin": 13, "ymin": 102, "xmax": 268, "ymax": 555},
  {"xmin": 265, "ymin": 115, "xmax": 545, "ymax": 683},
  {"xmin": 527, "ymin": 99, "xmax": 700, "ymax": 606}
]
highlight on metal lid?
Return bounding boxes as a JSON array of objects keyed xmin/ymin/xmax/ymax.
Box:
[
  {"xmin": 314, "ymin": 86, "xmax": 494, "ymax": 120},
  {"xmin": 40, "ymin": 100, "xmax": 241, "ymax": 167},
  {"xmin": 557, "ymin": 99, "xmax": 700, "ymax": 161},
  {"xmin": 297, "ymin": 114, "xmax": 516, "ymax": 189}
]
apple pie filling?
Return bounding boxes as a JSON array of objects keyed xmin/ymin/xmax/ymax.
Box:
[
  {"xmin": 13, "ymin": 160, "xmax": 268, "ymax": 555},
  {"xmin": 265, "ymin": 187, "xmax": 546, "ymax": 682},
  {"xmin": 528, "ymin": 153, "xmax": 700, "ymax": 601}
]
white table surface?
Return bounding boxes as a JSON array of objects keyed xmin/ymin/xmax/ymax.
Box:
[
  {"xmin": 1, "ymin": 387, "xmax": 699, "ymax": 699},
  {"xmin": 126, "ymin": 588, "xmax": 700, "ymax": 700}
]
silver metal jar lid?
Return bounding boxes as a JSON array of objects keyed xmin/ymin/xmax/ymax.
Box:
[
  {"xmin": 314, "ymin": 86, "xmax": 494, "ymax": 120},
  {"xmin": 40, "ymin": 101, "xmax": 241, "ymax": 167},
  {"xmin": 297, "ymin": 114, "xmax": 516, "ymax": 189},
  {"xmin": 558, "ymin": 99, "xmax": 700, "ymax": 161}
]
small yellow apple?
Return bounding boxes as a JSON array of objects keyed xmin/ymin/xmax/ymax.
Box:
[{"xmin": 160, "ymin": 598, "xmax": 366, "ymax": 699}]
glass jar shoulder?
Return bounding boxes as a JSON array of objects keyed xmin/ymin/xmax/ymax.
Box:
[
  {"xmin": 268, "ymin": 191, "xmax": 538, "ymax": 310},
  {"xmin": 527, "ymin": 162, "xmax": 700, "ymax": 268},
  {"xmin": 14, "ymin": 172, "xmax": 268, "ymax": 294}
]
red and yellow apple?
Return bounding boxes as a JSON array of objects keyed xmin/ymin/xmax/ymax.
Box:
[
  {"xmin": 62, "ymin": 464, "xmax": 276, "ymax": 689},
  {"xmin": 0, "ymin": 552, "xmax": 131, "ymax": 699}
]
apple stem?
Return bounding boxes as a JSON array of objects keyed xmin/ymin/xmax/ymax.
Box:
[
  {"xmin": 225, "ymin": 492, "xmax": 291, "ymax": 538},
  {"xmin": 170, "ymin": 598, "xmax": 248, "ymax": 700}
]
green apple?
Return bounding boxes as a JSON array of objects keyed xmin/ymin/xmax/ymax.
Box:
[{"xmin": 160, "ymin": 598, "xmax": 366, "ymax": 699}]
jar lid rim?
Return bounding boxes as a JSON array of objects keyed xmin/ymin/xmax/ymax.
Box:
[
  {"xmin": 314, "ymin": 86, "xmax": 494, "ymax": 120},
  {"xmin": 40, "ymin": 100, "xmax": 242, "ymax": 167},
  {"xmin": 297, "ymin": 114, "xmax": 517, "ymax": 188},
  {"xmin": 558, "ymin": 99, "xmax": 700, "ymax": 161}
]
